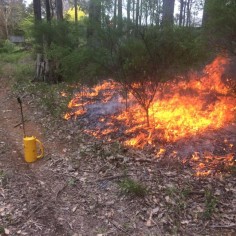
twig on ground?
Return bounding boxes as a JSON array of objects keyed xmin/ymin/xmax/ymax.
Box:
[
  {"xmin": 96, "ymin": 174, "xmax": 131, "ymax": 182},
  {"xmin": 109, "ymin": 220, "xmax": 129, "ymax": 234},
  {"xmin": 14, "ymin": 119, "xmax": 29, "ymax": 128},
  {"xmin": 210, "ymin": 224, "xmax": 236, "ymax": 229}
]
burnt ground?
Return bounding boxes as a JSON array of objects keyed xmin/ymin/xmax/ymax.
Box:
[{"xmin": 0, "ymin": 76, "xmax": 236, "ymax": 236}]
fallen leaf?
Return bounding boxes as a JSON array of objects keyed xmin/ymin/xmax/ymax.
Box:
[
  {"xmin": 4, "ymin": 228, "xmax": 10, "ymax": 235},
  {"xmin": 152, "ymin": 207, "xmax": 160, "ymax": 214},
  {"xmin": 146, "ymin": 219, "xmax": 152, "ymax": 227},
  {"xmin": 72, "ymin": 205, "xmax": 78, "ymax": 212}
]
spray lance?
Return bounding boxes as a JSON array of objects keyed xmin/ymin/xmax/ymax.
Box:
[
  {"xmin": 17, "ymin": 97, "xmax": 44, "ymax": 163},
  {"xmin": 17, "ymin": 97, "xmax": 26, "ymax": 137}
]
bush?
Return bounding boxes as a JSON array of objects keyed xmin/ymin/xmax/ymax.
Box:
[
  {"xmin": 204, "ymin": 0, "xmax": 236, "ymax": 52},
  {"xmin": 0, "ymin": 40, "xmax": 16, "ymax": 53}
]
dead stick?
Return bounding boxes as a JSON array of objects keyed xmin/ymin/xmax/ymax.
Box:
[
  {"xmin": 14, "ymin": 119, "xmax": 29, "ymax": 128},
  {"xmin": 96, "ymin": 174, "xmax": 131, "ymax": 182},
  {"xmin": 109, "ymin": 220, "xmax": 129, "ymax": 234},
  {"xmin": 211, "ymin": 224, "xmax": 236, "ymax": 229}
]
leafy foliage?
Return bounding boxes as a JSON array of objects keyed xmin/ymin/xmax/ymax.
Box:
[
  {"xmin": 114, "ymin": 26, "xmax": 206, "ymax": 84},
  {"xmin": 0, "ymin": 40, "xmax": 16, "ymax": 53},
  {"xmin": 204, "ymin": 0, "xmax": 236, "ymax": 52}
]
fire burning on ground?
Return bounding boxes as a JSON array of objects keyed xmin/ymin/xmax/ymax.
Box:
[{"xmin": 64, "ymin": 55, "xmax": 236, "ymax": 176}]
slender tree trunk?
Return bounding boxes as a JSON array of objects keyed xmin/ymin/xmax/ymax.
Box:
[
  {"xmin": 202, "ymin": 0, "xmax": 209, "ymax": 27},
  {"xmin": 136, "ymin": 0, "xmax": 139, "ymax": 27},
  {"xmin": 50, "ymin": 0, "xmax": 54, "ymax": 18},
  {"xmin": 113, "ymin": 0, "xmax": 117, "ymax": 29},
  {"xmin": 179, "ymin": 0, "xmax": 183, "ymax": 26},
  {"xmin": 45, "ymin": 0, "xmax": 51, "ymax": 47},
  {"xmin": 45, "ymin": 0, "xmax": 51, "ymax": 22},
  {"xmin": 139, "ymin": 0, "xmax": 142, "ymax": 25},
  {"xmin": 118, "ymin": 0, "xmax": 122, "ymax": 32},
  {"xmin": 74, "ymin": 0, "xmax": 78, "ymax": 22},
  {"xmin": 145, "ymin": 107, "xmax": 150, "ymax": 127},
  {"xmin": 127, "ymin": 0, "xmax": 131, "ymax": 27},
  {"xmin": 151, "ymin": 0, "xmax": 154, "ymax": 25},
  {"xmin": 133, "ymin": 0, "xmax": 135, "ymax": 23},
  {"xmin": 145, "ymin": 1, "xmax": 148, "ymax": 26},
  {"xmin": 56, "ymin": 0, "xmax": 63, "ymax": 20},
  {"xmin": 155, "ymin": 0, "xmax": 160, "ymax": 26},
  {"xmin": 4, "ymin": 18, "xmax": 9, "ymax": 39},
  {"xmin": 186, "ymin": 0, "xmax": 191, "ymax": 27},
  {"xmin": 183, "ymin": 1, "xmax": 186, "ymax": 26}
]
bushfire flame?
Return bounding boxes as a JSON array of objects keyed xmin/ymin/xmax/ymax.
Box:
[{"xmin": 64, "ymin": 55, "xmax": 236, "ymax": 175}]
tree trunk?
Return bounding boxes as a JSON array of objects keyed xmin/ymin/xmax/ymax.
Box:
[
  {"xmin": 162, "ymin": 0, "xmax": 175, "ymax": 27},
  {"xmin": 179, "ymin": 0, "xmax": 183, "ymax": 26},
  {"xmin": 202, "ymin": 0, "xmax": 209, "ymax": 28},
  {"xmin": 33, "ymin": 0, "xmax": 42, "ymax": 21},
  {"xmin": 155, "ymin": 0, "xmax": 160, "ymax": 26},
  {"xmin": 136, "ymin": 0, "xmax": 139, "ymax": 27},
  {"xmin": 87, "ymin": 0, "xmax": 101, "ymax": 43},
  {"xmin": 113, "ymin": 0, "xmax": 117, "ymax": 29},
  {"xmin": 145, "ymin": 107, "xmax": 150, "ymax": 127},
  {"xmin": 133, "ymin": 0, "xmax": 135, "ymax": 23},
  {"xmin": 127, "ymin": 0, "xmax": 131, "ymax": 27},
  {"xmin": 4, "ymin": 18, "xmax": 9, "ymax": 39},
  {"xmin": 56, "ymin": 0, "xmax": 63, "ymax": 20},
  {"xmin": 45, "ymin": 0, "xmax": 51, "ymax": 22},
  {"xmin": 145, "ymin": 2, "xmax": 148, "ymax": 26},
  {"xmin": 186, "ymin": 0, "xmax": 191, "ymax": 27},
  {"xmin": 139, "ymin": 0, "xmax": 142, "ymax": 26},
  {"xmin": 74, "ymin": 0, "xmax": 78, "ymax": 22},
  {"xmin": 183, "ymin": 1, "xmax": 186, "ymax": 26},
  {"xmin": 118, "ymin": 0, "xmax": 122, "ymax": 32},
  {"xmin": 34, "ymin": 53, "xmax": 44, "ymax": 81}
]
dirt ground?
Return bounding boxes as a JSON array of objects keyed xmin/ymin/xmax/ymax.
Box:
[{"xmin": 0, "ymin": 76, "xmax": 236, "ymax": 236}]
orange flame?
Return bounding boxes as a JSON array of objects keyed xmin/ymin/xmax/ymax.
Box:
[
  {"xmin": 64, "ymin": 56, "xmax": 236, "ymax": 148},
  {"xmin": 63, "ymin": 55, "xmax": 236, "ymax": 176},
  {"xmin": 116, "ymin": 56, "xmax": 235, "ymax": 146}
]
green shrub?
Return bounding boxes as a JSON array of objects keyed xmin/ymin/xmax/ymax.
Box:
[{"xmin": 0, "ymin": 40, "xmax": 16, "ymax": 53}]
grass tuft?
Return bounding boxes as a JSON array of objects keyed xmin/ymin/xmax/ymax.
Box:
[
  {"xmin": 118, "ymin": 178, "xmax": 147, "ymax": 197},
  {"xmin": 203, "ymin": 189, "xmax": 218, "ymax": 219}
]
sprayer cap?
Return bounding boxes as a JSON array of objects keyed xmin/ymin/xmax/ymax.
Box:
[{"xmin": 23, "ymin": 136, "xmax": 36, "ymax": 141}]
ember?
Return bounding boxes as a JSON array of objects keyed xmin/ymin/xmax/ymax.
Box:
[{"xmin": 64, "ymin": 55, "xmax": 236, "ymax": 176}]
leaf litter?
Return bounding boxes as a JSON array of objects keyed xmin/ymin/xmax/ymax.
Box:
[{"xmin": 0, "ymin": 77, "xmax": 235, "ymax": 235}]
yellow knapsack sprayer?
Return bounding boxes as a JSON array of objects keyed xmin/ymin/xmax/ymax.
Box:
[{"xmin": 17, "ymin": 97, "xmax": 44, "ymax": 163}]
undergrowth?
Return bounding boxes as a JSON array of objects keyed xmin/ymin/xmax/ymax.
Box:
[
  {"xmin": 203, "ymin": 189, "xmax": 218, "ymax": 220},
  {"xmin": 0, "ymin": 50, "xmax": 72, "ymax": 119}
]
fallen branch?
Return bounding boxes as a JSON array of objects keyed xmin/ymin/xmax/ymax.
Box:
[{"xmin": 210, "ymin": 224, "xmax": 236, "ymax": 229}]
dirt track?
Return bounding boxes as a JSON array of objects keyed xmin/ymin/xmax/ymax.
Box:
[{"xmin": 0, "ymin": 77, "xmax": 72, "ymax": 235}]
